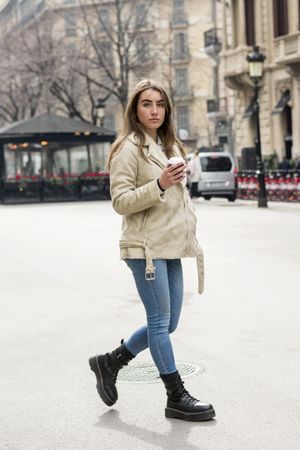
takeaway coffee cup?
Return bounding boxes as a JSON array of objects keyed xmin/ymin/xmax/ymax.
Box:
[{"xmin": 167, "ymin": 156, "xmax": 186, "ymax": 183}]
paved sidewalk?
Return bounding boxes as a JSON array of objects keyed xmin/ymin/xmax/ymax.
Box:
[{"xmin": 1, "ymin": 199, "xmax": 300, "ymax": 450}]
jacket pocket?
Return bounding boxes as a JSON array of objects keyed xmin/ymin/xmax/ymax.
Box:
[{"xmin": 139, "ymin": 209, "xmax": 149, "ymax": 231}]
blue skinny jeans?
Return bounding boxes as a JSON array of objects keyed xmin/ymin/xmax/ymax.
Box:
[{"xmin": 124, "ymin": 259, "xmax": 183, "ymax": 375}]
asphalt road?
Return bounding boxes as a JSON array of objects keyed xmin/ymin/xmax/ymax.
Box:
[{"xmin": 1, "ymin": 198, "xmax": 299, "ymax": 450}]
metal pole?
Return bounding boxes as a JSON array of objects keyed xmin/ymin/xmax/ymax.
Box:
[
  {"xmin": 0, "ymin": 144, "xmax": 5, "ymax": 203},
  {"xmin": 67, "ymin": 148, "xmax": 71, "ymax": 174},
  {"xmin": 254, "ymin": 82, "xmax": 268, "ymax": 208},
  {"xmin": 87, "ymin": 144, "xmax": 92, "ymax": 172}
]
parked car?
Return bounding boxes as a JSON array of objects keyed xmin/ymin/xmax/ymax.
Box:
[{"xmin": 187, "ymin": 151, "xmax": 238, "ymax": 202}]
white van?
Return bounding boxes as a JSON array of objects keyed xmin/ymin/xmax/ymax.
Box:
[{"xmin": 187, "ymin": 151, "xmax": 238, "ymax": 202}]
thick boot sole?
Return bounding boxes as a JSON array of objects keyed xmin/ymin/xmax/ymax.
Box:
[
  {"xmin": 165, "ymin": 406, "xmax": 215, "ymax": 422},
  {"xmin": 89, "ymin": 356, "xmax": 116, "ymax": 407}
]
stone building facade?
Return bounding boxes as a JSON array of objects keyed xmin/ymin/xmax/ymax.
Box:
[
  {"xmin": 215, "ymin": 0, "xmax": 300, "ymax": 167},
  {"xmin": 0, "ymin": 0, "xmax": 218, "ymax": 151}
]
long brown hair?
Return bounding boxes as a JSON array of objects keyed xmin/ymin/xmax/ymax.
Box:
[{"xmin": 107, "ymin": 79, "xmax": 186, "ymax": 169}]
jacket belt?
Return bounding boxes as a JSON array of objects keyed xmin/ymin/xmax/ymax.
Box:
[
  {"xmin": 119, "ymin": 239, "xmax": 156, "ymax": 280},
  {"xmin": 196, "ymin": 246, "xmax": 204, "ymax": 294},
  {"xmin": 119, "ymin": 239, "xmax": 204, "ymax": 293}
]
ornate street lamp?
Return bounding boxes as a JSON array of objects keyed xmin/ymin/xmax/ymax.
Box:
[
  {"xmin": 246, "ymin": 45, "xmax": 268, "ymax": 208},
  {"xmin": 95, "ymin": 98, "xmax": 106, "ymax": 128}
]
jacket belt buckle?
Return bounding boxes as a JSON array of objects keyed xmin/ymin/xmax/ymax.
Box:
[
  {"xmin": 145, "ymin": 270, "xmax": 155, "ymax": 281},
  {"xmin": 145, "ymin": 255, "xmax": 155, "ymax": 281}
]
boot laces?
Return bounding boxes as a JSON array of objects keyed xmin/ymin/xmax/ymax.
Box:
[
  {"xmin": 111, "ymin": 354, "xmax": 129, "ymax": 383},
  {"xmin": 181, "ymin": 390, "xmax": 198, "ymax": 405},
  {"xmin": 102, "ymin": 340, "xmax": 133, "ymax": 385},
  {"xmin": 175, "ymin": 379, "xmax": 198, "ymax": 405}
]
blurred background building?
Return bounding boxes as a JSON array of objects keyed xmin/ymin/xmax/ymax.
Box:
[
  {"xmin": 0, "ymin": 0, "xmax": 219, "ymax": 151},
  {"xmin": 216, "ymin": 0, "xmax": 300, "ymax": 168},
  {"xmin": 1, "ymin": 0, "xmax": 299, "ymax": 168}
]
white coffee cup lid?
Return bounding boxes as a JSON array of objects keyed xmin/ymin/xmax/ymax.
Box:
[{"xmin": 167, "ymin": 156, "xmax": 185, "ymax": 165}]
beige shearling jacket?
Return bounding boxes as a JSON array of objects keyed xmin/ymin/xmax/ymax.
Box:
[{"xmin": 110, "ymin": 132, "xmax": 204, "ymax": 294}]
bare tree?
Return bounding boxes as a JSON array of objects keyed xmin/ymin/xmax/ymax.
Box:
[
  {"xmin": 0, "ymin": 11, "xmax": 59, "ymax": 123},
  {"xmin": 0, "ymin": 39, "xmax": 44, "ymax": 122},
  {"xmin": 42, "ymin": 0, "xmax": 158, "ymax": 120},
  {"xmin": 76, "ymin": 0, "xmax": 157, "ymax": 112},
  {"xmin": 0, "ymin": 0, "xmax": 160, "ymax": 124}
]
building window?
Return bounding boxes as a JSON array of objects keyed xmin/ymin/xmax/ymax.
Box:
[
  {"xmin": 175, "ymin": 68, "xmax": 188, "ymax": 95},
  {"xmin": 98, "ymin": 8, "xmax": 109, "ymax": 32},
  {"xmin": 20, "ymin": 0, "xmax": 35, "ymax": 19},
  {"xmin": 65, "ymin": 11, "xmax": 76, "ymax": 37},
  {"xmin": 232, "ymin": 0, "xmax": 238, "ymax": 47},
  {"xmin": 136, "ymin": 3, "xmax": 147, "ymax": 27},
  {"xmin": 245, "ymin": 0, "xmax": 255, "ymax": 45},
  {"xmin": 173, "ymin": 0, "xmax": 186, "ymax": 25},
  {"xmin": 174, "ymin": 32, "xmax": 188, "ymax": 60},
  {"xmin": 176, "ymin": 105, "xmax": 190, "ymax": 133},
  {"xmin": 136, "ymin": 35, "xmax": 149, "ymax": 63},
  {"xmin": 273, "ymin": 0, "xmax": 288, "ymax": 37},
  {"xmin": 99, "ymin": 41, "xmax": 114, "ymax": 66}
]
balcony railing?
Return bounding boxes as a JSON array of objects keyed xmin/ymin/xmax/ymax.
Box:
[
  {"xmin": 174, "ymin": 88, "xmax": 193, "ymax": 100},
  {"xmin": 207, "ymin": 99, "xmax": 218, "ymax": 113},
  {"xmin": 274, "ymin": 32, "xmax": 300, "ymax": 63},
  {"xmin": 204, "ymin": 28, "xmax": 221, "ymax": 54},
  {"xmin": 206, "ymin": 97, "xmax": 228, "ymax": 115},
  {"xmin": 223, "ymin": 47, "xmax": 250, "ymax": 76},
  {"xmin": 172, "ymin": 13, "xmax": 189, "ymax": 27},
  {"xmin": 172, "ymin": 52, "xmax": 190, "ymax": 63}
]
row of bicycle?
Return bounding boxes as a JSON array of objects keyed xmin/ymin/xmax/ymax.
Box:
[{"xmin": 237, "ymin": 171, "xmax": 300, "ymax": 202}]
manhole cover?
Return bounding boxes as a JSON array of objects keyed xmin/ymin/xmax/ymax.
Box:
[{"xmin": 118, "ymin": 361, "xmax": 203, "ymax": 384}]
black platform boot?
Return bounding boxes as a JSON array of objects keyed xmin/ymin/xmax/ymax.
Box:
[
  {"xmin": 89, "ymin": 340, "xmax": 135, "ymax": 406},
  {"xmin": 161, "ymin": 371, "xmax": 215, "ymax": 421}
]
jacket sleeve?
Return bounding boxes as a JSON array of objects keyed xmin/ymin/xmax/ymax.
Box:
[{"xmin": 110, "ymin": 146, "xmax": 166, "ymax": 215}]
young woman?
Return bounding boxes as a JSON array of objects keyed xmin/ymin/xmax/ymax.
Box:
[{"xmin": 89, "ymin": 79, "xmax": 215, "ymax": 422}]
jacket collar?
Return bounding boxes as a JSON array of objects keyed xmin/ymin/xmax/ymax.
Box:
[{"xmin": 128, "ymin": 132, "xmax": 168, "ymax": 169}]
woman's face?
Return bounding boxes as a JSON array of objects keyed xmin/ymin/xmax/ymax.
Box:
[{"xmin": 136, "ymin": 88, "xmax": 166, "ymax": 137}]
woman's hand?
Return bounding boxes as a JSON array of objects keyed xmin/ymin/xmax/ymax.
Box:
[{"xmin": 158, "ymin": 162, "xmax": 186, "ymax": 190}]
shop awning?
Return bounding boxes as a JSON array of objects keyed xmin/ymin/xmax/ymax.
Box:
[
  {"xmin": 272, "ymin": 90, "xmax": 290, "ymax": 115},
  {"xmin": 0, "ymin": 113, "xmax": 115, "ymax": 144},
  {"xmin": 243, "ymin": 97, "xmax": 256, "ymax": 118}
]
